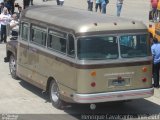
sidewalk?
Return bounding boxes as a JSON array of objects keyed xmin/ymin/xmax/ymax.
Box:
[
  {"xmin": 154, "ymin": 88, "xmax": 160, "ymax": 99},
  {"xmin": 15, "ymin": 0, "xmax": 150, "ymax": 24}
]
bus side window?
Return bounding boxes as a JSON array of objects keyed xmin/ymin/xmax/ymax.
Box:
[
  {"xmin": 67, "ymin": 34, "xmax": 75, "ymax": 57},
  {"xmin": 47, "ymin": 33, "xmax": 66, "ymax": 54},
  {"xmin": 30, "ymin": 26, "xmax": 46, "ymax": 46},
  {"xmin": 21, "ymin": 23, "xmax": 29, "ymax": 41}
]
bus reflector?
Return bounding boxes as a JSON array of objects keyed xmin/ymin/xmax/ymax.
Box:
[
  {"xmin": 132, "ymin": 21, "xmax": 135, "ymax": 24},
  {"xmin": 90, "ymin": 71, "xmax": 96, "ymax": 77},
  {"xmin": 94, "ymin": 23, "xmax": 98, "ymax": 26},
  {"xmin": 114, "ymin": 22, "xmax": 117, "ymax": 25},
  {"xmin": 142, "ymin": 78, "xmax": 147, "ymax": 82},
  {"xmin": 142, "ymin": 67, "xmax": 147, "ymax": 72},
  {"xmin": 91, "ymin": 82, "xmax": 96, "ymax": 87}
]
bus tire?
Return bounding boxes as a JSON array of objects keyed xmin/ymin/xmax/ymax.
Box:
[
  {"xmin": 9, "ymin": 54, "xmax": 18, "ymax": 79},
  {"xmin": 49, "ymin": 80, "xmax": 64, "ymax": 109}
]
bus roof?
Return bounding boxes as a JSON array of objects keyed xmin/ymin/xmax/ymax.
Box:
[{"xmin": 21, "ymin": 5, "xmax": 147, "ymax": 35}]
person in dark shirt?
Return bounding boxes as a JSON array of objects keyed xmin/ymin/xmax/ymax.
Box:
[
  {"xmin": 5, "ymin": 0, "xmax": 15, "ymax": 14},
  {"xmin": 151, "ymin": 0, "xmax": 159, "ymax": 21},
  {"xmin": 0, "ymin": 2, "xmax": 4, "ymax": 14},
  {"xmin": 10, "ymin": 0, "xmax": 15, "ymax": 14},
  {"xmin": 4, "ymin": 0, "xmax": 12, "ymax": 14}
]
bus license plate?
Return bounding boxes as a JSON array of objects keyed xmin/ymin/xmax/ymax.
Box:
[{"xmin": 112, "ymin": 79, "xmax": 125, "ymax": 86}]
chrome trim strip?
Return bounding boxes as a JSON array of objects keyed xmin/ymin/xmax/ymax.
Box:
[{"xmin": 73, "ymin": 88, "xmax": 154, "ymax": 103}]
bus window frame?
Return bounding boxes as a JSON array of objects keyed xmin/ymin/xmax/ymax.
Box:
[
  {"xmin": 119, "ymin": 33, "xmax": 150, "ymax": 58},
  {"xmin": 47, "ymin": 29, "xmax": 67, "ymax": 55},
  {"xmin": 76, "ymin": 33, "xmax": 149, "ymax": 60},
  {"xmin": 76, "ymin": 34, "xmax": 119, "ymax": 60},
  {"xmin": 67, "ymin": 34, "xmax": 76, "ymax": 58},
  {"xmin": 30, "ymin": 24, "xmax": 47, "ymax": 48},
  {"xmin": 20, "ymin": 22, "xmax": 30, "ymax": 42}
]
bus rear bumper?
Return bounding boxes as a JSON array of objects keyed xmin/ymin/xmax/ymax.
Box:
[{"xmin": 73, "ymin": 88, "xmax": 154, "ymax": 103}]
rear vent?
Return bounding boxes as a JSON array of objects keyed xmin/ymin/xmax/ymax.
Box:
[
  {"xmin": 114, "ymin": 22, "xmax": 117, "ymax": 25},
  {"xmin": 94, "ymin": 23, "xmax": 98, "ymax": 26},
  {"xmin": 132, "ymin": 21, "xmax": 135, "ymax": 24}
]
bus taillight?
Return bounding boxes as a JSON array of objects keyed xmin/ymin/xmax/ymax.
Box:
[
  {"xmin": 91, "ymin": 82, "xmax": 96, "ymax": 87},
  {"xmin": 142, "ymin": 77, "xmax": 147, "ymax": 82}
]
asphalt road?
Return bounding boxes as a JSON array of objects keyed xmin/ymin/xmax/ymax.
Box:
[{"xmin": 0, "ymin": 0, "xmax": 160, "ymax": 120}]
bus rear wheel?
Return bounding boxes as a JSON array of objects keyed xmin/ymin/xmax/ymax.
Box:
[
  {"xmin": 49, "ymin": 80, "xmax": 64, "ymax": 109},
  {"xmin": 9, "ymin": 54, "xmax": 18, "ymax": 79}
]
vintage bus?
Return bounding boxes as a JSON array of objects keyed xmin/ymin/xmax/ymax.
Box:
[{"xmin": 5, "ymin": 6, "xmax": 154, "ymax": 109}]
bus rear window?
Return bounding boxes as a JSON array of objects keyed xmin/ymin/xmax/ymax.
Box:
[
  {"xmin": 120, "ymin": 34, "xmax": 148, "ymax": 58},
  {"xmin": 77, "ymin": 36, "xmax": 118, "ymax": 60}
]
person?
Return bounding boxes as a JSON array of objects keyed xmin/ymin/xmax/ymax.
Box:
[
  {"xmin": 18, "ymin": 6, "xmax": 22, "ymax": 14},
  {"xmin": 0, "ymin": 7, "xmax": 11, "ymax": 43},
  {"xmin": 5, "ymin": 0, "xmax": 12, "ymax": 14},
  {"xmin": 87, "ymin": 0, "xmax": 93, "ymax": 11},
  {"xmin": 0, "ymin": 2, "xmax": 4, "ymax": 14},
  {"xmin": 23, "ymin": 0, "xmax": 30, "ymax": 9},
  {"xmin": 10, "ymin": 13, "xmax": 19, "ymax": 40},
  {"xmin": 101, "ymin": 0, "xmax": 109, "ymax": 14},
  {"xmin": 56, "ymin": 0, "xmax": 60, "ymax": 5},
  {"xmin": 59, "ymin": 0, "xmax": 64, "ymax": 6},
  {"xmin": 95, "ymin": 0, "xmax": 101, "ymax": 12},
  {"xmin": 30, "ymin": 0, "xmax": 33, "ymax": 5},
  {"xmin": 116, "ymin": 0, "xmax": 123, "ymax": 17},
  {"xmin": 87, "ymin": 0, "xmax": 90, "ymax": 10},
  {"xmin": 157, "ymin": 0, "xmax": 160, "ymax": 20},
  {"xmin": 10, "ymin": 0, "xmax": 15, "ymax": 14},
  {"xmin": 4, "ymin": 0, "xmax": 14, "ymax": 14},
  {"xmin": 151, "ymin": 0, "xmax": 159, "ymax": 21},
  {"xmin": 151, "ymin": 37, "xmax": 160, "ymax": 88},
  {"xmin": 89, "ymin": 0, "xmax": 93, "ymax": 11}
]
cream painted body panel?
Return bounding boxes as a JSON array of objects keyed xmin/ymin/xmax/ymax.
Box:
[
  {"xmin": 76, "ymin": 65, "xmax": 152, "ymax": 94},
  {"xmin": 17, "ymin": 42, "xmax": 77, "ymax": 92},
  {"xmin": 17, "ymin": 42, "xmax": 152, "ymax": 102}
]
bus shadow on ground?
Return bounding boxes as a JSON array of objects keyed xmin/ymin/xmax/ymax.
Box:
[
  {"xmin": 19, "ymin": 80, "xmax": 50, "ymax": 102},
  {"xmin": 19, "ymin": 80, "xmax": 160, "ymax": 119}
]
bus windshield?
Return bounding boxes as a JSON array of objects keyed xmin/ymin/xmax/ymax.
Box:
[
  {"xmin": 120, "ymin": 34, "xmax": 148, "ymax": 58},
  {"xmin": 77, "ymin": 34, "xmax": 149, "ymax": 60},
  {"xmin": 77, "ymin": 36, "xmax": 119, "ymax": 60}
]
